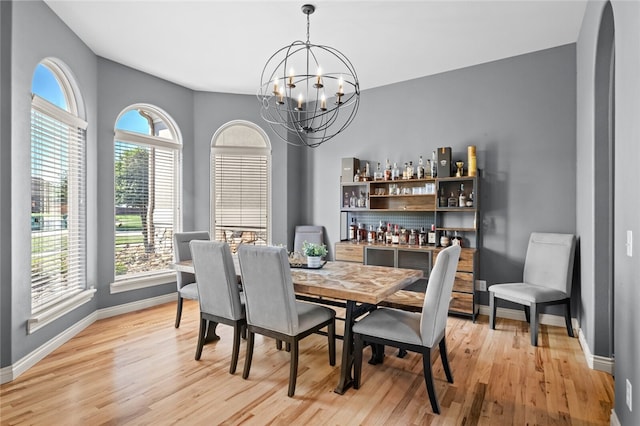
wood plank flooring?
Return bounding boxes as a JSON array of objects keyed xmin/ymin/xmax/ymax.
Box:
[{"xmin": 0, "ymin": 301, "xmax": 614, "ymax": 425}]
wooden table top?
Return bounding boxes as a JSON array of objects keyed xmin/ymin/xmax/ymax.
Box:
[{"xmin": 172, "ymin": 260, "xmax": 422, "ymax": 305}]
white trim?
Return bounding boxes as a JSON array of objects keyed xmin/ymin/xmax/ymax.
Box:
[
  {"xmin": 480, "ymin": 305, "xmax": 615, "ymax": 374},
  {"xmin": 97, "ymin": 293, "xmax": 176, "ymax": 319},
  {"xmin": 31, "ymin": 94, "xmax": 88, "ymax": 130},
  {"xmin": 578, "ymin": 327, "xmax": 615, "ymax": 374},
  {"xmin": 27, "ymin": 289, "xmax": 96, "ymax": 334},
  {"xmin": 1, "ymin": 294, "xmax": 176, "ymax": 385},
  {"xmin": 610, "ymin": 410, "xmax": 621, "ymax": 426},
  {"xmin": 110, "ymin": 271, "xmax": 176, "ymax": 294},
  {"xmin": 114, "ymin": 129, "xmax": 181, "ymax": 150},
  {"xmin": 4, "ymin": 311, "xmax": 97, "ymax": 384}
]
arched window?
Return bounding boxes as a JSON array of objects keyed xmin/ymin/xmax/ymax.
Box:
[
  {"xmin": 211, "ymin": 121, "xmax": 271, "ymax": 253},
  {"xmin": 30, "ymin": 59, "xmax": 89, "ymax": 316},
  {"xmin": 113, "ymin": 105, "xmax": 181, "ymax": 284}
]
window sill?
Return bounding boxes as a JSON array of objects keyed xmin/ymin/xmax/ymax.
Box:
[
  {"xmin": 110, "ymin": 271, "xmax": 176, "ymax": 294},
  {"xmin": 28, "ymin": 288, "xmax": 97, "ymax": 334}
]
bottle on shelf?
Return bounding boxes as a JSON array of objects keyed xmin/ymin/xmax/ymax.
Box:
[
  {"xmin": 458, "ymin": 183, "xmax": 466, "ymax": 207},
  {"xmin": 349, "ymin": 218, "xmax": 357, "ymax": 241},
  {"xmin": 408, "ymin": 229, "xmax": 416, "ymax": 245},
  {"xmin": 417, "ymin": 156, "xmax": 424, "ymax": 179},
  {"xmin": 402, "ymin": 162, "xmax": 408, "ymax": 180},
  {"xmin": 452, "ymin": 231, "xmax": 463, "ymax": 247},
  {"xmin": 343, "ymin": 192, "xmax": 349, "ymax": 208},
  {"xmin": 428, "ymin": 224, "xmax": 437, "ymax": 245},
  {"xmin": 385, "ymin": 223, "xmax": 394, "ymax": 245},
  {"xmin": 368, "ymin": 225, "xmax": 376, "ymax": 243},
  {"xmin": 439, "ymin": 187, "xmax": 447, "ymax": 207},
  {"xmin": 407, "ymin": 161, "xmax": 414, "ymax": 179},
  {"xmin": 467, "ymin": 190, "xmax": 474, "ymax": 207},
  {"xmin": 384, "ymin": 159, "xmax": 392, "ymax": 181},
  {"xmin": 448, "ymin": 191, "xmax": 458, "ymax": 207},
  {"xmin": 377, "ymin": 220, "xmax": 386, "ymax": 242},
  {"xmin": 440, "ymin": 232, "xmax": 450, "ymax": 247},
  {"xmin": 350, "ymin": 191, "xmax": 357, "ymax": 208},
  {"xmin": 364, "ymin": 162, "xmax": 371, "ymax": 180},
  {"xmin": 353, "ymin": 169, "xmax": 360, "ymax": 182},
  {"xmin": 418, "ymin": 227, "xmax": 427, "ymax": 246},
  {"xmin": 392, "ymin": 225, "xmax": 400, "ymax": 244},
  {"xmin": 358, "ymin": 223, "xmax": 367, "ymax": 242},
  {"xmin": 374, "ymin": 162, "xmax": 383, "ymax": 180},
  {"xmin": 431, "ymin": 151, "xmax": 437, "ymax": 177},
  {"xmin": 392, "ymin": 162, "xmax": 400, "ymax": 180},
  {"xmin": 399, "ymin": 228, "xmax": 408, "ymax": 244}
]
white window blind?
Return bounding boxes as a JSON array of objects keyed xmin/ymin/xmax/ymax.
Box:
[
  {"xmin": 114, "ymin": 134, "xmax": 177, "ymax": 278},
  {"xmin": 30, "ymin": 95, "xmax": 87, "ymax": 313},
  {"xmin": 213, "ymin": 154, "xmax": 268, "ymax": 252}
]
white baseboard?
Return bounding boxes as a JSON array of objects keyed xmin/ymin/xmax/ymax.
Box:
[
  {"xmin": 1, "ymin": 293, "xmax": 176, "ymax": 385},
  {"xmin": 479, "ymin": 305, "xmax": 614, "ymax": 374},
  {"xmin": 610, "ymin": 409, "xmax": 621, "ymax": 426}
]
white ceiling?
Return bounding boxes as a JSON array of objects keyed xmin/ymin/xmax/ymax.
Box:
[{"xmin": 43, "ymin": 0, "xmax": 587, "ymax": 95}]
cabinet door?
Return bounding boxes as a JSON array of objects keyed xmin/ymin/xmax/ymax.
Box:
[{"xmin": 335, "ymin": 243, "xmax": 364, "ymax": 263}]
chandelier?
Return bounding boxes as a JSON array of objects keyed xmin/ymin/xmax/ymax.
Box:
[{"xmin": 258, "ymin": 4, "xmax": 360, "ymax": 148}]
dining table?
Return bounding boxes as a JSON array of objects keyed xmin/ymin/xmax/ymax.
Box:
[{"xmin": 171, "ymin": 259, "xmax": 423, "ymax": 394}]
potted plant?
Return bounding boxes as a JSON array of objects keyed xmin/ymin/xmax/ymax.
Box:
[{"xmin": 302, "ymin": 241, "xmax": 328, "ymax": 268}]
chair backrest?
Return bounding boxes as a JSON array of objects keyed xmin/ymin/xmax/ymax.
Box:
[
  {"xmin": 420, "ymin": 245, "xmax": 461, "ymax": 347},
  {"xmin": 523, "ymin": 232, "xmax": 576, "ymax": 295},
  {"xmin": 293, "ymin": 225, "xmax": 324, "ymax": 253},
  {"xmin": 173, "ymin": 231, "xmax": 210, "ymax": 290},
  {"xmin": 238, "ymin": 245, "xmax": 299, "ymax": 335},
  {"xmin": 190, "ymin": 240, "xmax": 243, "ymax": 321}
]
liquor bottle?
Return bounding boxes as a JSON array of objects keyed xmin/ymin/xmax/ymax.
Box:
[
  {"xmin": 448, "ymin": 192, "xmax": 457, "ymax": 207},
  {"xmin": 431, "ymin": 151, "xmax": 437, "ymax": 177},
  {"xmin": 364, "ymin": 162, "xmax": 371, "ymax": 180},
  {"xmin": 343, "ymin": 192, "xmax": 349, "ymax": 208},
  {"xmin": 408, "ymin": 229, "xmax": 417, "ymax": 245},
  {"xmin": 439, "ymin": 187, "xmax": 447, "ymax": 207},
  {"xmin": 417, "ymin": 156, "xmax": 424, "ymax": 179},
  {"xmin": 426, "ymin": 159, "xmax": 432, "ymax": 178},
  {"xmin": 349, "ymin": 218, "xmax": 357, "ymax": 241},
  {"xmin": 418, "ymin": 227, "xmax": 427, "ymax": 246},
  {"xmin": 385, "ymin": 223, "xmax": 394, "ymax": 244},
  {"xmin": 399, "ymin": 228, "xmax": 408, "ymax": 244},
  {"xmin": 374, "ymin": 162, "xmax": 383, "ymax": 180},
  {"xmin": 368, "ymin": 225, "xmax": 376, "ymax": 243},
  {"xmin": 392, "ymin": 225, "xmax": 400, "ymax": 244},
  {"xmin": 350, "ymin": 191, "xmax": 357, "ymax": 208},
  {"xmin": 428, "ymin": 224, "xmax": 437, "ymax": 245},
  {"xmin": 458, "ymin": 183, "xmax": 466, "ymax": 207},
  {"xmin": 384, "ymin": 159, "xmax": 392, "ymax": 181},
  {"xmin": 402, "ymin": 162, "xmax": 408, "ymax": 180},
  {"xmin": 392, "ymin": 162, "xmax": 400, "ymax": 180},
  {"xmin": 377, "ymin": 220, "xmax": 386, "ymax": 242},
  {"xmin": 353, "ymin": 169, "xmax": 360, "ymax": 182},
  {"xmin": 407, "ymin": 161, "xmax": 414, "ymax": 179}
]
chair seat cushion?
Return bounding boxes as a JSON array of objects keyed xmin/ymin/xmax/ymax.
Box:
[
  {"xmin": 490, "ymin": 283, "xmax": 568, "ymax": 304},
  {"xmin": 353, "ymin": 308, "xmax": 422, "ymax": 346},
  {"xmin": 295, "ymin": 301, "xmax": 335, "ymax": 335},
  {"xmin": 178, "ymin": 282, "xmax": 199, "ymax": 300}
]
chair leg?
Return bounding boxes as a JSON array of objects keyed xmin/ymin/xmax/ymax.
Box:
[
  {"xmin": 230, "ymin": 322, "xmax": 242, "ymax": 374},
  {"xmin": 328, "ymin": 321, "xmax": 336, "ymax": 366},
  {"xmin": 288, "ymin": 340, "xmax": 299, "ymax": 397},
  {"xmin": 489, "ymin": 292, "xmax": 496, "ymax": 329},
  {"xmin": 422, "ymin": 347, "xmax": 440, "ymax": 414},
  {"xmin": 530, "ymin": 303, "xmax": 539, "ymax": 346},
  {"xmin": 564, "ymin": 299, "xmax": 574, "ymax": 337},
  {"xmin": 243, "ymin": 331, "xmax": 255, "ymax": 379},
  {"xmin": 353, "ymin": 334, "xmax": 364, "ymax": 389},
  {"xmin": 195, "ymin": 317, "xmax": 207, "ymax": 360},
  {"xmin": 439, "ymin": 338, "xmax": 454, "ymax": 383},
  {"xmin": 523, "ymin": 305, "xmax": 531, "ymax": 324},
  {"xmin": 175, "ymin": 296, "xmax": 184, "ymax": 328}
]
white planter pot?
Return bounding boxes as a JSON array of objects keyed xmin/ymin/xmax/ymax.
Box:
[{"xmin": 307, "ymin": 256, "xmax": 322, "ymax": 268}]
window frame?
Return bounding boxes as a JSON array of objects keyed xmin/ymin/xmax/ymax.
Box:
[
  {"xmin": 28, "ymin": 59, "xmax": 95, "ymax": 334},
  {"xmin": 110, "ymin": 105, "xmax": 183, "ymax": 294},
  {"xmin": 210, "ymin": 120, "xmax": 272, "ymax": 250}
]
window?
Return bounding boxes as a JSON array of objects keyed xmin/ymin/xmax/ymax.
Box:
[
  {"xmin": 113, "ymin": 105, "xmax": 181, "ymax": 288},
  {"xmin": 30, "ymin": 60, "xmax": 90, "ymax": 319},
  {"xmin": 211, "ymin": 121, "xmax": 271, "ymax": 253}
]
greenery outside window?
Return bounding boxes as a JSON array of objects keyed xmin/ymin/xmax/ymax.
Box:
[{"xmin": 112, "ymin": 106, "xmax": 181, "ymax": 291}]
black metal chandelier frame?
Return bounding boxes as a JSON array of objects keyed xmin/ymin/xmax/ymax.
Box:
[{"xmin": 258, "ymin": 4, "xmax": 360, "ymax": 148}]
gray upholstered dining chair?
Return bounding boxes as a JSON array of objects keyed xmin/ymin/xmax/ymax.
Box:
[
  {"xmin": 293, "ymin": 225, "xmax": 324, "ymax": 254},
  {"xmin": 237, "ymin": 245, "xmax": 336, "ymax": 397},
  {"xmin": 173, "ymin": 231, "xmax": 210, "ymax": 328},
  {"xmin": 489, "ymin": 232, "xmax": 576, "ymax": 346},
  {"xmin": 190, "ymin": 240, "xmax": 245, "ymax": 374},
  {"xmin": 352, "ymin": 244, "xmax": 460, "ymax": 414}
]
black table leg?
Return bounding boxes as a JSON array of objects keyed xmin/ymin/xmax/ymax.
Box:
[
  {"xmin": 334, "ymin": 300, "xmax": 356, "ymax": 394},
  {"xmin": 204, "ymin": 320, "xmax": 220, "ymax": 343}
]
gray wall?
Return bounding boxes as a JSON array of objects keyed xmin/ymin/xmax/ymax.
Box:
[
  {"xmin": 95, "ymin": 57, "xmax": 196, "ymax": 308},
  {"xmin": 578, "ymin": 1, "xmax": 640, "ymax": 424},
  {"xmin": 7, "ymin": 0, "xmax": 98, "ymax": 361},
  {"xmin": 310, "ymin": 44, "xmax": 578, "ymax": 310}
]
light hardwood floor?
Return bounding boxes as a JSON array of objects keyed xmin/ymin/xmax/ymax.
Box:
[{"xmin": 0, "ymin": 301, "xmax": 614, "ymax": 425}]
